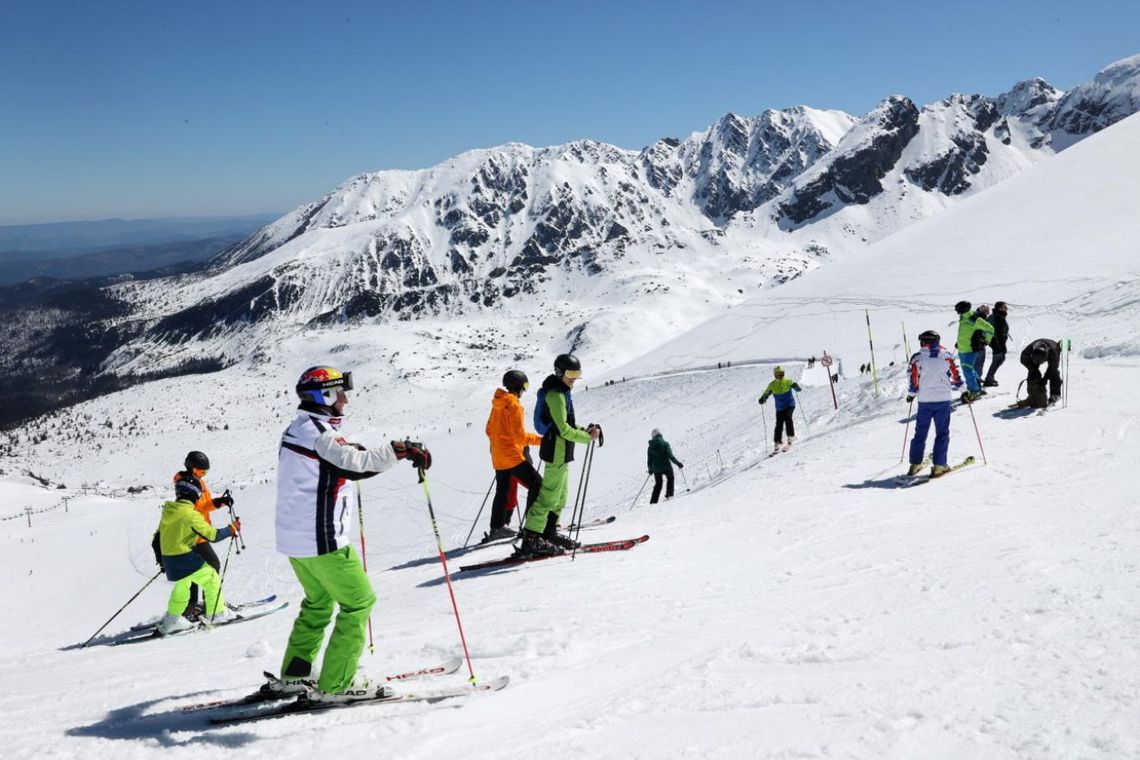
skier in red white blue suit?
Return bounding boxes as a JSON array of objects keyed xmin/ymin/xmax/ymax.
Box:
[{"xmin": 905, "ymin": 330, "xmax": 964, "ymax": 478}]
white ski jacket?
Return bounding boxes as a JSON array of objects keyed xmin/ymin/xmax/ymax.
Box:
[
  {"xmin": 907, "ymin": 345, "xmax": 964, "ymax": 403},
  {"xmin": 276, "ymin": 408, "xmax": 397, "ymax": 558}
]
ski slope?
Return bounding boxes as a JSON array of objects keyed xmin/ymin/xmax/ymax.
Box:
[{"xmin": 1, "ymin": 118, "xmax": 1138, "ymax": 759}]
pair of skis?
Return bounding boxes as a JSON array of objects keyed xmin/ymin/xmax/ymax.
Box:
[
  {"xmin": 115, "ymin": 598, "xmax": 289, "ymax": 646},
  {"xmin": 459, "ymin": 534, "xmax": 650, "ymax": 572},
  {"xmin": 896, "ymin": 456, "xmax": 976, "ymax": 487},
  {"xmin": 196, "ymin": 657, "xmax": 507, "ymax": 725}
]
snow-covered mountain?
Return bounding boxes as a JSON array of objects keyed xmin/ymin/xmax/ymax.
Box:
[
  {"xmin": 91, "ymin": 56, "xmax": 1137, "ymax": 378},
  {"xmin": 2, "ymin": 55, "xmax": 1138, "ymax": 432}
]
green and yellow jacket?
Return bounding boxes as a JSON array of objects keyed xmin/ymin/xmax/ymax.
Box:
[{"xmin": 157, "ymin": 497, "xmax": 233, "ymax": 581}]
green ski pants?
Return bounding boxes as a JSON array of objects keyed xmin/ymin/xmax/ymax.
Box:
[
  {"xmin": 166, "ymin": 563, "xmax": 225, "ymax": 617},
  {"xmin": 524, "ymin": 459, "xmax": 570, "ymax": 533},
  {"xmin": 281, "ymin": 545, "xmax": 376, "ymax": 692}
]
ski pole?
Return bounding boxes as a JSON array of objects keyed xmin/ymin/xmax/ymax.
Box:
[
  {"xmin": 900, "ymin": 397, "xmax": 913, "ymax": 463},
  {"xmin": 81, "ymin": 569, "xmax": 163, "ymax": 647},
  {"xmin": 356, "ymin": 481, "xmax": 375, "ymax": 654},
  {"xmin": 964, "ymin": 397, "xmax": 988, "ymax": 465},
  {"xmin": 1063, "ymin": 339, "xmax": 1071, "ymax": 408},
  {"xmin": 571, "ymin": 441, "xmax": 598, "ymax": 559},
  {"xmin": 630, "ymin": 474, "xmax": 650, "ymax": 509},
  {"xmin": 418, "ymin": 467, "xmax": 478, "ymax": 686},
  {"xmin": 208, "ymin": 524, "xmax": 239, "ymax": 625},
  {"xmin": 462, "ymin": 475, "xmax": 496, "ymax": 548},
  {"xmin": 680, "ymin": 467, "xmax": 690, "ymax": 492},
  {"xmin": 794, "ymin": 390, "xmax": 810, "ymax": 434},
  {"xmin": 567, "ymin": 439, "xmax": 595, "ymax": 542},
  {"xmin": 759, "ymin": 403, "xmax": 771, "ymax": 454},
  {"xmin": 223, "ymin": 492, "xmax": 244, "ymax": 552}
]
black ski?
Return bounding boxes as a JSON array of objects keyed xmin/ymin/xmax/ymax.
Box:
[
  {"xmin": 179, "ymin": 656, "xmax": 464, "ymax": 712},
  {"xmin": 459, "ymin": 535, "xmax": 649, "ymax": 572},
  {"xmin": 208, "ymin": 675, "xmax": 509, "ymax": 726}
]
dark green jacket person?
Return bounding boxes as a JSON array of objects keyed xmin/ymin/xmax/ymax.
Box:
[
  {"xmin": 646, "ymin": 429, "xmax": 683, "ymax": 504},
  {"xmin": 647, "ymin": 430, "xmax": 683, "ymax": 473}
]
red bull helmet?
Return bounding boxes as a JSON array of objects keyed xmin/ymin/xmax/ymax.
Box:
[{"xmin": 296, "ymin": 366, "xmax": 353, "ymax": 406}]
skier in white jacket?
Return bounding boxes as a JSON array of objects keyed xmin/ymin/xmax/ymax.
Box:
[
  {"xmin": 274, "ymin": 366, "xmax": 430, "ymax": 702},
  {"xmin": 905, "ymin": 331, "xmax": 964, "ymax": 478}
]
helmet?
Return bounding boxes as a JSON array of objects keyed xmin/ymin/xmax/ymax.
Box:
[
  {"xmin": 502, "ymin": 369, "xmax": 529, "ymax": 393},
  {"xmin": 918, "ymin": 330, "xmax": 940, "ymax": 346},
  {"xmin": 955, "ymin": 300, "xmax": 972, "ymax": 315},
  {"xmin": 773, "ymin": 366, "xmax": 785, "ymax": 376},
  {"xmin": 184, "ymin": 451, "xmax": 210, "ymax": 471},
  {"xmin": 296, "ymin": 366, "xmax": 353, "ymax": 406},
  {"xmin": 174, "ymin": 473, "xmax": 203, "ymax": 502},
  {"xmin": 554, "ymin": 353, "xmax": 582, "ymax": 379}
]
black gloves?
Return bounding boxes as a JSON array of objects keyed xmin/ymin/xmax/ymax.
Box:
[
  {"xmin": 212, "ymin": 493, "xmax": 234, "ymax": 509},
  {"xmin": 677, "ymin": 463, "xmax": 684, "ymax": 469},
  {"xmin": 758, "ymin": 395, "xmax": 769, "ymax": 405},
  {"xmin": 906, "ymin": 394, "xmax": 915, "ymax": 403},
  {"xmin": 392, "ymin": 440, "xmax": 432, "ymax": 470}
]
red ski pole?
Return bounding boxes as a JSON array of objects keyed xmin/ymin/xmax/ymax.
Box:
[
  {"xmin": 419, "ymin": 468, "xmax": 478, "ymax": 686},
  {"xmin": 355, "ymin": 482, "xmax": 374, "ymax": 654},
  {"xmin": 964, "ymin": 397, "xmax": 988, "ymax": 465}
]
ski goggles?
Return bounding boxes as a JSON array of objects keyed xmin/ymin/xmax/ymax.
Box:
[
  {"xmin": 300, "ymin": 369, "xmax": 353, "ymax": 392},
  {"xmin": 562, "ymin": 369, "xmax": 582, "ymax": 380}
]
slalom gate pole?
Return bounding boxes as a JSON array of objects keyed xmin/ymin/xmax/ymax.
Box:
[
  {"xmin": 759, "ymin": 403, "xmax": 771, "ymax": 454},
  {"xmin": 965, "ymin": 397, "xmax": 988, "ymax": 465},
  {"xmin": 418, "ymin": 468, "xmax": 478, "ymax": 686},
  {"xmin": 1057, "ymin": 339, "xmax": 1067, "ymax": 410},
  {"xmin": 355, "ymin": 482, "xmax": 375, "ymax": 654},
  {"xmin": 865, "ymin": 309, "xmax": 881, "ymax": 397},
  {"xmin": 81, "ymin": 569, "xmax": 163, "ymax": 648},
  {"xmin": 462, "ymin": 475, "xmax": 496, "ymax": 548},
  {"xmin": 571, "ymin": 441, "xmax": 598, "ymax": 559},
  {"xmin": 900, "ymin": 398, "xmax": 913, "ymax": 463},
  {"xmin": 902, "ymin": 321, "xmax": 911, "ymax": 358},
  {"xmin": 630, "ymin": 474, "xmax": 650, "ymax": 509}
]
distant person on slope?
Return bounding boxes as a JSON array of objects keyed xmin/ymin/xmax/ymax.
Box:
[
  {"xmin": 982, "ymin": 301, "xmax": 1010, "ymax": 387},
  {"xmin": 646, "ymin": 428, "xmax": 684, "ymax": 504},
  {"xmin": 758, "ymin": 366, "xmax": 803, "ymax": 451},
  {"xmin": 274, "ymin": 366, "xmax": 430, "ymax": 703},
  {"xmin": 484, "ymin": 369, "xmax": 543, "ymax": 542},
  {"xmin": 954, "ymin": 301, "xmax": 994, "ymax": 402},
  {"xmin": 1019, "ymin": 339, "xmax": 1063, "ymax": 407},
  {"xmin": 905, "ymin": 330, "xmax": 964, "ymax": 478},
  {"xmin": 161, "ymin": 451, "xmax": 235, "ymax": 621},
  {"xmin": 521, "ymin": 353, "xmax": 601, "ymax": 557},
  {"xmin": 154, "ymin": 474, "xmax": 238, "ymax": 635}
]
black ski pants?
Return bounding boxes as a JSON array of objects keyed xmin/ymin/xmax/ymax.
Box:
[
  {"xmin": 983, "ymin": 352, "xmax": 1006, "ymax": 384},
  {"xmin": 187, "ymin": 541, "xmax": 221, "ymax": 609},
  {"xmin": 650, "ymin": 469, "xmax": 675, "ymax": 504},
  {"xmin": 490, "ymin": 460, "xmax": 542, "ymax": 530},
  {"xmin": 1022, "ymin": 358, "xmax": 1062, "ymax": 398},
  {"xmin": 774, "ymin": 407, "xmax": 796, "ymax": 444}
]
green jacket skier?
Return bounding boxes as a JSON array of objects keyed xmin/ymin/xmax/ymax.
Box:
[
  {"xmin": 521, "ymin": 353, "xmax": 600, "ymax": 556},
  {"xmin": 155, "ymin": 475, "xmax": 238, "ymax": 635},
  {"xmin": 954, "ymin": 301, "xmax": 994, "ymax": 396}
]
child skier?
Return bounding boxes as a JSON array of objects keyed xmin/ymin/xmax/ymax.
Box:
[
  {"xmin": 905, "ymin": 330, "xmax": 964, "ymax": 478},
  {"xmin": 154, "ymin": 475, "xmax": 239, "ymax": 635},
  {"xmin": 758, "ymin": 366, "xmax": 803, "ymax": 450}
]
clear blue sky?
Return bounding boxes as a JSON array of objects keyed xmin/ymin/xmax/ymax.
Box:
[{"xmin": 1, "ymin": 0, "xmax": 1136, "ymax": 224}]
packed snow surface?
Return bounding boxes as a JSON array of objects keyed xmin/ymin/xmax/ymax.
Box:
[{"xmin": 1, "ymin": 118, "xmax": 1138, "ymax": 759}]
